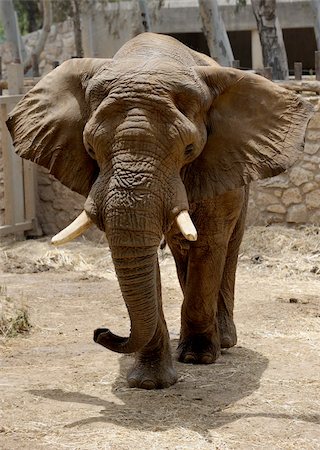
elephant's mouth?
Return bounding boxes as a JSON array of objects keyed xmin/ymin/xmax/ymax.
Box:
[{"xmin": 51, "ymin": 209, "xmax": 198, "ymax": 246}]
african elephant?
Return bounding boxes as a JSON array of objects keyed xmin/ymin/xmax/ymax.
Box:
[{"xmin": 7, "ymin": 33, "xmax": 312, "ymax": 389}]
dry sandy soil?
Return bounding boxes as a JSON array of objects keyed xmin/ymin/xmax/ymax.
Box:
[{"xmin": 0, "ymin": 225, "xmax": 319, "ymax": 450}]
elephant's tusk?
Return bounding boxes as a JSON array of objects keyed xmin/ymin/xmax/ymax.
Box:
[
  {"xmin": 51, "ymin": 210, "xmax": 93, "ymax": 245},
  {"xmin": 176, "ymin": 210, "xmax": 198, "ymax": 241}
]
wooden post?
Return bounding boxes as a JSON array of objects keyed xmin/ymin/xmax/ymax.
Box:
[
  {"xmin": 232, "ymin": 60, "xmax": 240, "ymax": 69},
  {"xmin": 294, "ymin": 62, "xmax": 302, "ymax": 80},
  {"xmin": 23, "ymin": 159, "xmax": 38, "ymax": 229},
  {"xmin": 1, "ymin": 64, "xmax": 38, "ymax": 236},
  {"xmin": 5, "ymin": 64, "xmax": 25, "ymax": 227},
  {"xmin": 7, "ymin": 63, "xmax": 24, "ymax": 95},
  {"xmin": 0, "ymin": 57, "xmax": 2, "ymax": 96},
  {"xmin": 315, "ymin": 51, "xmax": 320, "ymax": 81},
  {"xmin": 0, "ymin": 102, "xmax": 14, "ymax": 226},
  {"xmin": 32, "ymin": 54, "xmax": 40, "ymax": 77}
]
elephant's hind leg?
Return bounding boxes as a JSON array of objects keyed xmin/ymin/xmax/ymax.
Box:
[
  {"xmin": 168, "ymin": 189, "xmax": 247, "ymax": 365},
  {"xmin": 167, "ymin": 200, "xmax": 238, "ymax": 363},
  {"xmin": 218, "ymin": 187, "xmax": 248, "ymax": 349},
  {"xmin": 217, "ymin": 238, "xmax": 240, "ymax": 349}
]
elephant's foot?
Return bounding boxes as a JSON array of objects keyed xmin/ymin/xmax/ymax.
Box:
[
  {"xmin": 178, "ymin": 333, "xmax": 220, "ymax": 364},
  {"xmin": 127, "ymin": 356, "xmax": 178, "ymax": 390},
  {"xmin": 218, "ymin": 315, "xmax": 237, "ymax": 348}
]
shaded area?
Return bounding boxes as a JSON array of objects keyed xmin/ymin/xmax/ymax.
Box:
[{"xmin": 30, "ymin": 346, "xmax": 272, "ymax": 434}]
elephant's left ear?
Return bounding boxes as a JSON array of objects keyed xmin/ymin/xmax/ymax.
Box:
[
  {"xmin": 183, "ymin": 67, "xmax": 314, "ymax": 201},
  {"xmin": 6, "ymin": 58, "xmax": 110, "ymax": 197}
]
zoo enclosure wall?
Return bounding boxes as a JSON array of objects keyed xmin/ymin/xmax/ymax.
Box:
[
  {"xmin": 1, "ymin": 79, "xmax": 319, "ymax": 239},
  {"xmin": 0, "ymin": 11, "xmax": 320, "ymax": 238}
]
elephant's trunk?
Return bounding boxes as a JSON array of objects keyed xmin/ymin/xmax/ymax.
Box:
[
  {"xmin": 90, "ymin": 172, "xmax": 165, "ymax": 354},
  {"xmin": 95, "ymin": 246, "xmax": 159, "ymax": 354}
]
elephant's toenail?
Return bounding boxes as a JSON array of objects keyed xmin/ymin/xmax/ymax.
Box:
[
  {"xmin": 200, "ymin": 354, "xmax": 214, "ymax": 364},
  {"xmin": 183, "ymin": 353, "xmax": 196, "ymax": 363},
  {"xmin": 127, "ymin": 378, "xmax": 138, "ymax": 388},
  {"xmin": 221, "ymin": 336, "xmax": 233, "ymax": 348},
  {"xmin": 140, "ymin": 380, "xmax": 156, "ymax": 390}
]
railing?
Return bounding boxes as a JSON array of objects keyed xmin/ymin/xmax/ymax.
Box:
[
  {"xmin": 233, "ymin": 50, "xmax": 320, "ymax": 95},
  {"xmin": 0, "ymin": 63, "xmax": 39, "ymax": 237}
]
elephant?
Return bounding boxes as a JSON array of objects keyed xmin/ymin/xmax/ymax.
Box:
[{"xmin": 7, "ymin": 33, "xmax": 313, "ymax": 390}]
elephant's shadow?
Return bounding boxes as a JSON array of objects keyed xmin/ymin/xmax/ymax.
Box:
[{"xmin": 29, "ymin": 343, "xmax": 319, "ymax": 433}]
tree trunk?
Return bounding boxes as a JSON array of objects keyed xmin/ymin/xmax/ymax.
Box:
[
  {"xmin": 138, "ymin": 0, "xmax": 151, "ymax": 32},
  {"xmin": 0, "ymin": 0, "xmax": 21, "ymax": 62},
  {"xmin": 311, "ymin": 0, "xmax": 320, "ymax": 50},
  {"xmin": 72, "ymin": 0, "xmax": 84, "ymax": 57},
  {"xmin": 23, "ymin": 0, "xmax": 52, "ymax": 73},
  {"xmin": 251, "ymin": 0, "xmax": 289, "ymax": 80},
  {"xmin": 198, "ymin": 0, "xmax": 234, "ymax": 66}
]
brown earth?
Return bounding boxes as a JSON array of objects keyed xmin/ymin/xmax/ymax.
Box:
[{"xmin": 0, "ymin": 225, "xmax": 319, "ymax": 450}]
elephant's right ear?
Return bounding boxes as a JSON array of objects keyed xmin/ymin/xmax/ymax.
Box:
[{"xmin": 6, "ymin": 58, "xmax": 110, "ymax": 197}]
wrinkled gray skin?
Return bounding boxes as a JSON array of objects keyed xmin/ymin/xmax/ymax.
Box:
[{"xmin": 7, "ymin": 33, "xmax": 313, "ymax": 389}]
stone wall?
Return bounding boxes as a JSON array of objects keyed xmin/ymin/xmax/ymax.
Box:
[
  {"xmin": 36, "ymin": 167, "xmax": 104, "ymax": 241},
  {"xmin": 36, "ymin": 99, "xmax": 320, "ymax": 237},
  {"xmin": 1, "ymin": 20, "xmax": 319, "ymax": 236},
  {"xmin": 1, "ymin": 101, "xmax": 320, "ymax": 238},
  {"xmin": 37, "ymin": 168, "xmax": 83, "ymax": 236},
  {"xmin": 246, "ymin": 99, "xmax": 320, "ymax": 226}
]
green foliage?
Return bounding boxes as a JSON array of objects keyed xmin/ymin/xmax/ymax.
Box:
[
  {"xmin": 52, "ymin": 0, "xmax": 74, "ymax": 23},
  {"xmin": 2, "ymin": 0, "xmax": 140, "ymax": 39},
  {"xmin": 235, "ymin": 0, "xmax": 247, "ymax": 13},
  {"xmin": 11, "ymin": 0, "xmax": 75, "ymax": 36},
  {"xmin": 0, "ymin": 20, "xmax": 5, "ymax": 43},
  {"xmin": 13, "ymin": 0, "xmax": 42, "ymax": 34}
]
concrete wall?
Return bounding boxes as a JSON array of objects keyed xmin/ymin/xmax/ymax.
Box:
[{"xmin": 81, "ymin": 0, "xmax": 314, "ymax": 59}]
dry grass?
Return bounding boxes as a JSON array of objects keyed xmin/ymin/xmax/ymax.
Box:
[
  {"xmin": 0, "ymin": 285, "xmax": 31, "ymax": 338},
  {"xmin": 0, "ymin": 239, "xmax": 114, "ymax": 278},
  {"xmin": 241, "ymin": 225, "xmax": 320, "ymax": 256},
  {"xmin": 1, "ymin": 225, "xmax": 319, "ymax": 281},
  {"xmin": 240, "ymin": 225, "xmax": 320, "ymax": 279}
]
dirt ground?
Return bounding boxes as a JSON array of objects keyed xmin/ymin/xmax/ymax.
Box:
[{"xmin": 0, "ymin": 225, "xmax": 319, "ymax": 450}]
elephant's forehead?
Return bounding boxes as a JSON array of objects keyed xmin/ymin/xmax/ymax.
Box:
[{"xmin": 91, "ymin": 58, "xmax": 201, "ymax": 93}]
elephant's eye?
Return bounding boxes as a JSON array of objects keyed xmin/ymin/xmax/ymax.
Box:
[
  {"xmin": 185, "ymin": 144, "xmax": 194, "ymax": 157},
  {"xmin": 86, "ymin": 144, "xmax": 96, "ymax": 160}
]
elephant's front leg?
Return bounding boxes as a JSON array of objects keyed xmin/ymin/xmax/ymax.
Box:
[
  {"xmin": 218, "ymin": 186, "xmax": 248, "ymax": 348},
  {"xmin": 127, "ymin": 264, "xmax": 177, "ymax": 389},
  {"xmin": 174, "ymin": 241, "xmax": 229, "ymax": 364}
]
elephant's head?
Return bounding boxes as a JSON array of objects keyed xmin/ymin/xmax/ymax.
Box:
[{"xmin": 6, "ymin": 34, "xmax": 313, "ymax": 356}]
